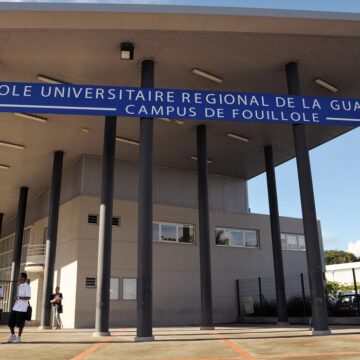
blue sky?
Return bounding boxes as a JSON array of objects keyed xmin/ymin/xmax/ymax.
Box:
[
  {"xmin": 9, "ymin": 0, "xmax": 360, "ymax": 254},
  {"xmin": 248, "ymin": 127, "xmax": 360, "ymax": 254}
]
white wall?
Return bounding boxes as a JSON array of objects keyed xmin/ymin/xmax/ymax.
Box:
[
  {"xmin": 74, "ymin": 195, "xmax": 308, "ymax": 327},
  {"xmin": 325, "ymin": 264, "xmax": 360, "ymax": 285}
]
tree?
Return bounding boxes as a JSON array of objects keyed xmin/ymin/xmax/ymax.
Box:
[{"xmin": 324, "ymin": 250, "xmax": 358, "ymax": 265}]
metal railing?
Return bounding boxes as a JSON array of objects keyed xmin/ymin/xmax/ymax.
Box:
[
  {"xmin": 0, "ymin": 280, "xmax": 16, "ymax": 313},
  {"xmin": 27, "ymin": 244, "xmax": 46, "ymax": 257}
]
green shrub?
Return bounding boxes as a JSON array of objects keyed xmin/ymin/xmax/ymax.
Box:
[
  {"xmin": 250, "ymin": 295, "xmax": 312, "ymax": 317},
  {"xmin": 287, "ymin": 295, "xmax": 312, "ymax": 317},
  {"xmin": 252, "ymin": 297, "xmax": 278, "ymax": 316}
]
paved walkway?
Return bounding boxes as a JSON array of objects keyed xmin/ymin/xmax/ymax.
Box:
[{"xmin": 1, "ymin": 324, "xmax": 360, "ymax": 360}]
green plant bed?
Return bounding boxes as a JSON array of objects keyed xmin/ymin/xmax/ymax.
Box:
[
  {"xmin": 287, "ymin": 295, "xmax": 312, "ymax": 317},
  {"xmin": 252, "ymin": 298, "xmax": 278, "ymax": 317},
  {"xmin": 250, "ymin": 295, "xmax": 312, "ymax": 317}
]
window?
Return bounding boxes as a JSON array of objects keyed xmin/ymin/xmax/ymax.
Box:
[
  {"xmin": 110, "ymin": 278, "xmax": 119, "ymax": 300},
  {"xmin": 281, "ymin": 233, "xmax": 306, "ymax": 251},
  {"xmin": 43, "ymin": 227, "xmax": 48, "ymax": 244},
  {"xmin": 215, "ymin": 227, "xmax": 259, "ymax": 248},
  {"xmin": 178, "ymin": 225, "xmax": 194, "ymax": 244},
  {"xmin": 161, "ymin": 224, "xmax": 177, "ymax": 242},
  {"xmin": 85, "ymin": 277, "xmax": 96, "ymax": 288},
  {"xmin": 244, "ymin": 230, "xmax": 258, "ymax": 247},
  {"xmin": 122, "ymin": 278, "xmax": 137, "ymax": 300},
  {"xmin": 112, "ymin": 217, "xmax": 120, "ymax": 227},
  {"xmin": 153, "ymin": 222, "xmax": 195, "ymax": 244},
  {"xmin": 339, "ymin": 295, "xmax": 355, "ymax": 304},
  {"xmin": 298, "ymin": 236, "xmax": 306, "ymax": 250},
  {"xmin": 215, "ymin": 229, "xmax": 230, "ymax": 246}
]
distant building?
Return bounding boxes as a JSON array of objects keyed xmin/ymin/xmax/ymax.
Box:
[{"xmin": 325, "ymin": 262, "xmax": 360, "ymax": 285}]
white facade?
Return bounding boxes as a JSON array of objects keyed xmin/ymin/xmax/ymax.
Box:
[
  {"xmin": 325, "ymin": 262, "xmax": 360, "ymax": 285},
  {"xmin": 0, "ymin": 156, "xmax": 313, "ymax": 328}
]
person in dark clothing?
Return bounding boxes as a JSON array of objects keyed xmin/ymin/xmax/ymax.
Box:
[{"xmin": 50, "ymin": 286, "xmax": 63, "ymax": 329}]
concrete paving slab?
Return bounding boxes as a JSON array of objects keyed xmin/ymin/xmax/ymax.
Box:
[{"xmin": 0, "ymin": 324, "xmax": 359, "ymax": 360}]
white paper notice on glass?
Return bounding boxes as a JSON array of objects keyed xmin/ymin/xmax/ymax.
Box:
[
  {"xmin": 110, "ymin": 278, "xmax": 119, "ymax": 300},
  {"xmin": 123, "ymin": 278, "xmax": 137, "ymax": 300}
]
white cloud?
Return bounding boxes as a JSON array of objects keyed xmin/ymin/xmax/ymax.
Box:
[{"xmin": 347, "ymin": 240, "xmax": 360, "ymax": 257}]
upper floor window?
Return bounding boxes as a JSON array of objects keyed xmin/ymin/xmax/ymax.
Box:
[
  {"xmin": 153, "ymin": 222, "xmax": 195, "ymax": 244},
  {"xmin": 215, "ymin": 227, "xmax": 259, "ymax": 248},
  {"xmin": 281, "ymin": 233, "xmax": 305, "ymax": 251}
]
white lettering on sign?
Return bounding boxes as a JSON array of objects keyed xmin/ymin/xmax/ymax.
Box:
[
  {"xmin": 1, "ymin": 81, "xmax": 360, "ymax": 126},
  {"xmin": 232, "ymin": 108, "xmax": 319, "ymax": 123},
  {"xmin": 302, "ymin": 98, "xmax": 321, "ymax": 110},
  {"xmin": 0, "ymin": 84, "xmax": 33, "ymax": 97},
  {"xmin": 330, "ymin": 99, "xmax": 360, "ymax": 112},
  {"xmin": 275, "ymin": 96, "xmax": 295, "ymax": 108},
  {"xmin": 205, "ymin": 108, "xmax": 224, "ymax": 118}
]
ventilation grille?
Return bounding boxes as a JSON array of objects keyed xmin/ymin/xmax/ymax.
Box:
[
  {"xmin": 85, "ymin": 277, "xmax": 96, "ymax": 288},
  {"xmin": 88, "ymin": 214, "xmax": 120, "ymax": 226},
  {"xmin": 88, "ymin": 214, "xmax": 98, "ymax": 224}
]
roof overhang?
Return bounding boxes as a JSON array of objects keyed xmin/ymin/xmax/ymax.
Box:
[
  {"xmin": 1, "ymin": 2, "xmax": 360, "ymax": 35},
  {"xmin": 0, "ymin": 3, "xmax": 359, "ymax": 224}
]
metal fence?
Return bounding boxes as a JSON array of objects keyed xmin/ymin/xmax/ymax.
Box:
[
  {"xmin": 236, "ymin": 273, "xmax": 312, "ymax": 317},
  {"xmin": 0, "ymin": 280, "xmax": 16, "ymax": 313}
]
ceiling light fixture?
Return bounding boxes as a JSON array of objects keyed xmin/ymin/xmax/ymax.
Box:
[
  {"xmin": 37, "ymin": 74, "xmax": 67, "ymax": 85},
  {"xmin": 116, "ymin": 136, "xmax": 139, "ymax": 146},
  {"xmin": 192, "ymin": 68, "xmax": 223, "ymax": 84},
  {"xmin": 14, "ymin": 112, "xmax": 48, "ymax": 123},
  {"xmin": 226, "ymin": 132, "xmax": 250, "ymax": 143},
  {"xmin": 0, "ymin": 140, "xmax": 25, "ymax": 150},
  {"xmin": 80, "ymin": 128, "xmax": 90, "ymax": 133},
  {"xmin": 158, "ymin": 118, "xmax": 184, "ymax": 125},
  {"xmin": 314, "ymin": 78, "xmax": 338, "ymax": 93},
  {"xmin": 190, "ymin": 155, "xmax": 213, "ymax": 164},
  {"xmin": 120, "ymin": 42, "xmax": 135, "ymax": 60},
  {"xmin": 0, "ymin": 164, "xmax": 10, "ymax": 170}
]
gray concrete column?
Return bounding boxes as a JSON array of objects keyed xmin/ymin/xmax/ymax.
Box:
[
  {"xmin": 0, "ymin": 213, "xmax": 3, "ymax": 238},
  {"xmin": 197, "ymin": 124, "xmax": 214, "ymax": 330},
  {"xmin": 136, "ymin": 59, "xmax": 155, "ymax": 342},
  {"xmin": 40, "ymin": 151, "xmax": 64, "ymax": 329},
  {"xmin": 264, "ymin": 145, "xmax": 288, "ymax": 324},
  {"xmin": 285, "ymin": 61, "xmax": 330, "ymax": 336},
  {"xmin": 10, "ymin": 186, "xmax": 28, "ymax": 308},
  {"xmin": 94, "ymin": 116, "xmax": 117, "ymax": 337}
]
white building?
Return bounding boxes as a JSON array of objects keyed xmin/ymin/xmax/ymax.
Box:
[
  {"xmin": 0, "ymin": 1, "xmax": 350, "ymax": 335},
  {"xmin": 326, "ymin": 262, "xmax": 360, "ymax": 286}
]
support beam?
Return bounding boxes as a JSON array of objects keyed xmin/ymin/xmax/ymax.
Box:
[
  {"xmin": 136, "ymin": 59, "xmax": 155, "ymax": 342},
  {"xmin": 0, "ymin": 212, "xmax": 3, "ymax": 238},
  {"xmin": 10, "ymin": 186, "xmax": 28, "ymax": 308},
  {"xmin": 285, "ymin": 61, "xmax": 330, "ymax": 336},
  {"xmin": 264, "ymin": 145, "xmax": 288, "ymax": 324},
  {"xmin": 197, "ymin": 124, "xmax": 214, "ymax": 330},
  {"xmin": 40, "ymin": 151, "xmax": 64, "ymax": 329},
  {"xmin": 94, "ymin": 116, "xmax": 117, "ymax": 337}
]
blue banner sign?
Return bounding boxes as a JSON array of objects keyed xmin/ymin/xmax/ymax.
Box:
[{"xmin": 0, "ymin": 82, "xmax": 360, "ymax": 126}]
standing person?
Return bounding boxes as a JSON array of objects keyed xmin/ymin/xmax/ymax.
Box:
[
  {"xmin": 8, "ymin": 272, "xmax": 31, "ymax": 343},
  {"xmin": 50, "ymin": 286, "xmax": 63, "ymax": 329}
]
